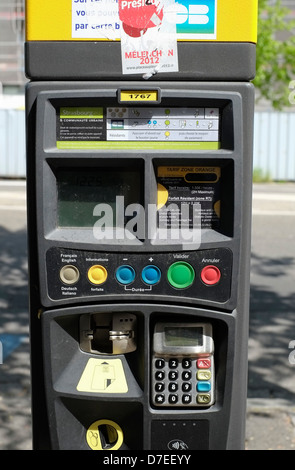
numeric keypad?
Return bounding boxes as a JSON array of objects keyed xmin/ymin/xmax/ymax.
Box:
[{"xmin": 152, "ymin": 355, "xmax": 214, "ymax": 407}]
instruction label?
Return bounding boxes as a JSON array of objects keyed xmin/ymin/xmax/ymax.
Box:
[
  {"xmin": 71, "ymin": 0, "xmax": 217, "ymax": 40},
  {"xmin": 157, "ymin": 166, "xmax": 221, "ymax": 229},
  {"xmin": 107, "ymin": 106, "xmax": 219, "ymax": 141},
  {"xmin": 77, "ymin": 358, "xmax": 128, "ymax": 393},
  {"xmin": 57, "ymin": 107, "xmax": 106, "ymax": 143},
  {"xmin": 72, "ymin": 0, "xmax": 121, "ymax": 40},
  {"xmin": 56, "ymin": 106, "xmax": 220, "ymax": 150}
]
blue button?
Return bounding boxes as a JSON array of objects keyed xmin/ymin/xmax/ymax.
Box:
[
  {"xmin": 116, "ymin": 265, "xmax": 136, "ymax": 285},
  {"xmin": 141, "ymin": 265, "xmax": 161, "ymax": 285},
  {"xmin": 197, "ymin": 382, "xmax": 211, "ymax": 393}
]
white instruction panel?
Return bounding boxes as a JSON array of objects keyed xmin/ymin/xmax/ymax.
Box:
[{"xmin": 106, "ymin": 107, "xmax": 219, "ymax": 142}]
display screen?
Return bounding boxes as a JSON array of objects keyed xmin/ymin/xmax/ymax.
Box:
[
  {"xmin": 164, "ymin": 327, "xmax": 203, "ymax": 348},
  {"xmin": 57, "ymin": 168, "xmax": 142, "ymax": 228}
]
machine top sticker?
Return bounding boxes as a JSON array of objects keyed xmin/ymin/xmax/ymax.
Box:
[{"xmin": 71, "ymin": 0, "xmax": 217, "ymax": 41}]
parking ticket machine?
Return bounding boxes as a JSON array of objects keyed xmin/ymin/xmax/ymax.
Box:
[{"xmin": 25, "ymin": 0, "xmax": 257, "ymax": 451}]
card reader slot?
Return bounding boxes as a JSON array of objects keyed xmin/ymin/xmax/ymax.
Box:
[{"xmin": 80, "ymin": 313, "xmax": 137, "ymax": 355}]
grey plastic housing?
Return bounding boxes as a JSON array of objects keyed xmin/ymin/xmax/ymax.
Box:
[
  {"xmin": 25, "ymin": 42, "xmax": 256, "ymax": 82},
  {"xmin": 26, "ymin": 81, "xmax": 254, "ymax": 450}
]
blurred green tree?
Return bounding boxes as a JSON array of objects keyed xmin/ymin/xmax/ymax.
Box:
[{"xmin": 254, "ymin": 0, "xmax": 295, "ymax": 109}]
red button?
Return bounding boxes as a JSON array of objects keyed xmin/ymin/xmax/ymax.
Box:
[
  {"xmin": 197, "ymin": 358, "xmax": 211, "ymax": 369},
  {"xmin": 201, "ymin": 265, "xmax": 221, "ymax": 285}
]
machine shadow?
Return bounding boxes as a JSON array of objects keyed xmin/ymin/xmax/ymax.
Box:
[
  {"xmin": 248, "ymin": 251, "xmax": 295, "ymax": 402},
  {"xmin": 0, "ymin": 225, "xmax": 31, "ymax": 450}
]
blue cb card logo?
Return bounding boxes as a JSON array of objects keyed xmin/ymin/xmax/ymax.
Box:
[{"xmin": 175, "ymin": 0, "xmax": 216, "ymax": 37}]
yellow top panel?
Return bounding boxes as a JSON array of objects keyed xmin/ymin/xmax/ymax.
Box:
[{"xmin": 25, "ymin": 0, "xmax": 257, "ymax": 43}]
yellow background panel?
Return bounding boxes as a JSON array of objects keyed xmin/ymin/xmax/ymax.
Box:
[{"xmin": 26, "ymin": 0, "xmax": 257, "ymax": 43}]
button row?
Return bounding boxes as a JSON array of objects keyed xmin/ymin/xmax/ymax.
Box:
[
  {"xmin": 154, "ymin": 380, "xmax": 211, "ymax": 393},
  {"xmin": 60, "ymin": 262, "xmax": 221, "ymax": 287},
  {"xmin": 155, "ymin": 358, "xmax": 212, "ymax": 369},
  {"xmin": 154, "ymin": 393, "xmax": 211, "ymax": 405},
  {"xmin": 155, "ymin": 370, "xmax": 212, "ymax": 381}
]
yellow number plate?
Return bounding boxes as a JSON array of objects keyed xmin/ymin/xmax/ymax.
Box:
[{"xmin": 120, "ymin": 90, "xmax": 158, "ymax": 102}]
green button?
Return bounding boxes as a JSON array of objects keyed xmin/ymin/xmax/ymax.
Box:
[{"xmin": 167, "ymin": 262, "xmax": 195, "ymax": 289}]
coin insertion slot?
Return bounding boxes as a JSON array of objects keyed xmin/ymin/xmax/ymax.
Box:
[
  {"xmin": 86, "ymin": 419, "xmax": 124, "ymax": 450},
  {"xmin": 98, "ymin": 424, "xmax": 118, "ymax": 449}
]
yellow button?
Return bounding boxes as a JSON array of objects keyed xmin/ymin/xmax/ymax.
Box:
[
  {"xmin": 88, "ymin": 265, "xmax": 108, "ymax": 285},
  {"xmin": 197, "ymin": 393, "xmax": 211, "ymax": 404},
  {"xmin": 197, "ymin": 370, "xmax": 212, "ymax": 381}
]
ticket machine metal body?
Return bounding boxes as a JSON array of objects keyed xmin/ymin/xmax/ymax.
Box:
[{"xmin": 25, "ymin": 0, "xmax": 257, "ymax": 451}]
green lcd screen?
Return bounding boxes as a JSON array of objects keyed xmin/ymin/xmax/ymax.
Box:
[
  {"xmin": 57, "ymin": 168, "xmax": 142, "ymax": 228},
  {"xmin": 164, "ymin": 327, "xmax": 203, "ymax": 347}
]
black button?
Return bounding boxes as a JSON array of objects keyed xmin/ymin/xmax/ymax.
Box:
[
  {"xmin": 168, "ymin": 371, "xmax": 178, "ymax": 380},
  {"xmin": 182, "ymin": 382, "xmax": 192, "ymax": 392},
  {"xmin": 169, "ymin": 358, "xmax": 178, "ymax": 368},
  {"xmin": 182, "ymin": 394, "xmax": 192, "ymax": 404},
  {"xmin": 155, "ymin": 394, "xmax": 165, "ymax": 404},
  {"xmin": 155, "ymin": 382, "xmax": 165, "ymax": 392},
  {"xmin": 155, "ymin": 359, "xmax": 165, "ymax": 369},
  {"xmin": 168, "ymin": 394, "xmax": 178, "ymax": 404},
  {"xmin": 182, "ymin": 358, "xmax": 192, "ymax": 369},
  {"xmin": 182, "ymin": 370, "xmax": 191, "ymax": 380},
  {"xmin": 155, "ymin": 371, "xmax": 165, "ymax": 380},
  {"xmin": 168, "ymin": 382, "xmax": 178, "ymax": 392}
]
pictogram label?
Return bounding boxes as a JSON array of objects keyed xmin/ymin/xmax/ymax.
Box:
[{"xmin": 77, "ymin": 358, "xmax": 128, "ymax": 393}]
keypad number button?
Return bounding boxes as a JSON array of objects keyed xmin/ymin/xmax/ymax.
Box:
[
  {"xmin": 155, "ymin": 382, "xmax": 165, "ymax": 392},
  {"xmin": 182, "ymin": 382, "xmax": 192, "ymax": 392},
  {"xmin": 168, "ymin": 382, "xmax": 178, "ymax": 392},
  {"xmin": 168, "ymin": 371, "xmax": 178, "ymax": 381},
  {"xmin": 182, "ymin": 358, "xmax": 191, "ymax": 369},
  {"xmin": 155, "ymin": 370, "xmax": 165, "ymax": 381},
  {"xmin": 182, "ymin": 370, "xmax": 191, "ymax": 381},
  {"xmin": 169, "ymin": 358, "xmax": 178, "ymax": 369},
  {"xmin": 155, "ymin": 359, "xmax": 165, "ymax": 369},
  {"xmin": 168, "ymin": 394, "xmax": 178, "ymax": 404}
]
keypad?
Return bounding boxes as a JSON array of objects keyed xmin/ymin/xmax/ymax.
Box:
[{"xmin": 152, "ymin": 355, "xmax": 214, "ymax": 407}]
